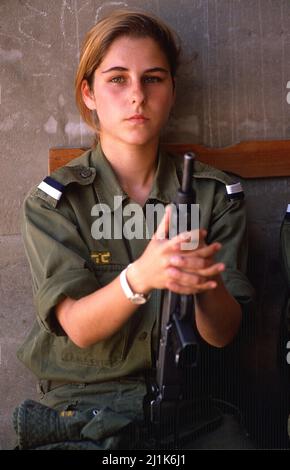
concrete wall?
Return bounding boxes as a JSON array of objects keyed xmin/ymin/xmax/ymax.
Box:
[{"xmin": 1, "ymin": 0, "xmax": 290, "ymax": 449}]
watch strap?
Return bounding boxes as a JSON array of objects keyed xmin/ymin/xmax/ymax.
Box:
[{"xmin": 119, "ymin": 264, "xmax": 151, "ymax": 304}]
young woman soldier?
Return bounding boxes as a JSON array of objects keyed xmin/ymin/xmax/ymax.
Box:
[{"xmin": 16, "ymin": 9, "xmax": 254, "ymax": 449}]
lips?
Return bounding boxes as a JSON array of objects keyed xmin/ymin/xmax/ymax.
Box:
[{"xmin": 127, "ymin": 114, "xmax": 149, "ymax": 122}]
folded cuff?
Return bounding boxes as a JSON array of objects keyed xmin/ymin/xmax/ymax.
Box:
[
  {"xmin": 36, "ymin": 269, "xmax": 100, "ymax": 335},
  {"xmin": 221, "ymin": 269, "xmax": 255, "ymax": 305}
]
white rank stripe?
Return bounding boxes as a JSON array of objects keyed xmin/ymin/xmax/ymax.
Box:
[
  {"xmin": 287, "ymin": 204, "xmax": 290, "ymax": 213},
  {"xmin": 226, "ymin": 182, "xmax": 243, "ymax": 194},
  {"xmin": 38, "ymin": 181, "xmax": 63, "ymax": 200}
]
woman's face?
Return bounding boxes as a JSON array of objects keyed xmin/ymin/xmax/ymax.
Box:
[{"xmin": 82, "ymin": 35, "xmax": 175, "ymax": 147}]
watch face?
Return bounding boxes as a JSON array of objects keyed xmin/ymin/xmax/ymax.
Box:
[{"xmin": 131, "ymin": 294, "xmax": 147, "ymax": 304}]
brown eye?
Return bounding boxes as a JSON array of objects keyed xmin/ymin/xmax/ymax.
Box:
[
  {"xmin": 143, "ymin": 76, "xmax": 162, "ymax": 83},
  {"xmin": 110, "ymin": 76, "xmax": 125, "ymax": 83}
]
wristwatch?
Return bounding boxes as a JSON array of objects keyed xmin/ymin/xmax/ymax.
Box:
[{"xmin": 120, "ymin": 264, "xmax": 151, "ymax": 304}]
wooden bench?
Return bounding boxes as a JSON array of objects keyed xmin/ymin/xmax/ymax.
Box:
[
  {"xmin": 49, "ymin": 139, "xmax": 290, "ymax": 448},
  {"xmin": 49, "ymin": 140, "xmax": 290, "ymax": 177}
]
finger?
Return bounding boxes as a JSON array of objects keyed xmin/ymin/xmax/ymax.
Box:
[
  {"xmin": 198, "ymin": 229, "xmax": 208, "ymax": 247},
  {"xmin": 169, "ymin": 229, "xmax": 202, "ymax": 251},
  {"xmin": 154, "ymin": 204, "xmax": 171, "ymax": 240},
  {"xmin": 170, "ymin": 255, "xmax": 211, "ymax": 271},
  {"xmin": 168, "ymin": 228, "xmax": 207, "ymax": 246},
  {"xmin": 187, "ymin": 242, "xmax": 222, "ymax": 258},
  {"xmin": 167, "ymin": 264, "xmax": 224, "ymax": 287},
  {"xmin": 169, "ymin": 256, "xmax": 225, "ymax": 276},
  {"xmin": 166, "ymin": 267, "xmax": 204, "ymax": 286},
  {"xmin": 195, "ymin": 263, "xmax": 225, "ymax": 277},
  {"xmin": 166, "ymin": 280, "xmax": 217, "ymax": 295},
  {"xmin": 170, "ymin": 240, "xmax": 222, "ymax": 260}
]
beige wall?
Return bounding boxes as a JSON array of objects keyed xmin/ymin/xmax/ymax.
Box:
[{"xmin": 1, "ymin": 0, "xmax": 290, "ymax": 449}]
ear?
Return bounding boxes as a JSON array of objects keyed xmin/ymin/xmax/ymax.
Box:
[{"xmin": 81, "ymin": 79, "xmax": 97, "ymax": 111}]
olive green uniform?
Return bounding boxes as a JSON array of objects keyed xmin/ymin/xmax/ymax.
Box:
[
  {"xmin": 280, "ymin": 207, "xmax": 290, "ymax": 288},
  {"xmin": 15, "ymin": 143, "xmax": 254, "ymax": 449},
  {"xmin": 280, "ymin": 208, "xmax": 290, "ymax": 340},
  {"xmin": 279, "ymin": 207, "xmax": 290, "ymax": 440}
]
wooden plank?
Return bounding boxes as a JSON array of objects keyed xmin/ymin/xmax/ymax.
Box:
[
  {"xmin": 49, "ymin": 140, "xmax": 290, "ymax": 178},
  {"xmin": 49, "ymin": 148, "xmax": 87, "ymax": 173}
]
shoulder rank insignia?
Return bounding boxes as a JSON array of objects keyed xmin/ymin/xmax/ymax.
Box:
[
  {"xmin": 285, "ymin": 204, "xmax": 290, "ymax": 220},
  {"xmin": 37, "ymin": 176, "xmax": 65, "ymax": 201},
  {"xmin": 225, "ymin": 182, "xmax": 244, "ymax": 200}
]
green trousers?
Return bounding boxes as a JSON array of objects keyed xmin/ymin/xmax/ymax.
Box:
[{"xmin": 13, "ymin": 379, "xmax": 255, "ymax": 450}]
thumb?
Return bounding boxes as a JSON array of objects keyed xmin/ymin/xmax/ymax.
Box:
[{"xmin": 154, "ymin": 204, "xmax": 171, "ymax": 240}]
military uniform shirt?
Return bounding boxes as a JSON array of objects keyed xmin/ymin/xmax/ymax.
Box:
[
  {"xmin": 280, "ymin": 207, "xmax": 290, "ymax": 286},
  {"xmin": 18, "ymin": 143, "xmax": 254, "ymax": 384}
]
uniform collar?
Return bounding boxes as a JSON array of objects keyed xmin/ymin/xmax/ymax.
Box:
[
  {"xmin": 90, "ymin": 143, "xmax": 180, "ymax": 210},
  {"xmin": 148, "ymin": 146, "xmax": 180, "ymax": 204},
  {"xmin": 90, "ymin": 143, "xmax": 127, "ymax": 210}
]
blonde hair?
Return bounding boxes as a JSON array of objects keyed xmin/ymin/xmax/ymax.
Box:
[{"xmin": 75, "ymin": 9, "xmax": 181, "ymax": 134}]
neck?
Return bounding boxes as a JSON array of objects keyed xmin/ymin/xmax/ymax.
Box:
[{"xmin": 99, "ymin": 136, "xmax": 159, "ymax": 202}]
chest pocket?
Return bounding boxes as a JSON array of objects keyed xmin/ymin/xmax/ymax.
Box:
[{"xmin": 61, "ymin": 264, "xmax": 129, "ymax": 369}]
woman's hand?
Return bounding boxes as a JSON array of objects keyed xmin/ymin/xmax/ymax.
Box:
[{"xmin": 127, "ymin": 205, "xmax": 225, "ymax": 295}]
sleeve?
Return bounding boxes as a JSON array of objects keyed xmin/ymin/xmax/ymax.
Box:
[
  {"xmin": 207, "ymin": 183, "xmax": 255, "ymax": 306},
  {"xmin": 22, "ymin": 192, "xmax": 101, "ymax": 336}
]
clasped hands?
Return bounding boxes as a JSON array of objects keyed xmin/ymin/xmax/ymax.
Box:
[{"xmin": 128, "ymin": 205, "xmax": 225, "ymax": 296}]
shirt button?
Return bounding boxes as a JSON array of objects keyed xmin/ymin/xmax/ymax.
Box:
[
  {"xmin": 138, "ymin": 332, "xmax": 148, "ymax": 341},
  {"xmin": 80, "ymin": 167, "xmax": 92, "ymax": 178}
]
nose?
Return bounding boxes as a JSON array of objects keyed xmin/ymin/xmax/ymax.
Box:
[{"xmin": 131, "ymin": 79, "xmax": 146, "ymax": 106}]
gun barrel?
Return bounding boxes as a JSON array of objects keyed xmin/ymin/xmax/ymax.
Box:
[{"xmin": 181, "ymin": 152, "xmax": 196, "ymax": 193}]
